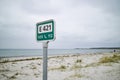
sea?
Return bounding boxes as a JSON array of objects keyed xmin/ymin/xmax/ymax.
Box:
[{"xmin": 0, "ymin": 49, "xmax": 120, "ymax": 58}]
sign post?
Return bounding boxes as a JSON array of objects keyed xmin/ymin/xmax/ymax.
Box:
[
  {"xmin": 43, "ymin": 42, "xmax": 48, "ymax": 80},
  {"xmin": 36, "ymin": 19, "xmax": 55, "ymax": 80}
]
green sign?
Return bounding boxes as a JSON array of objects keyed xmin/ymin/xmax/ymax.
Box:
[{"xmin": 36, "ymin": 19, "xmax": 55, "ymax": 41}]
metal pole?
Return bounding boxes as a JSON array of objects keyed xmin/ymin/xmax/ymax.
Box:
[{"xmin": 43, "ymin": 41, "xmax": 49, "ymax": 80}]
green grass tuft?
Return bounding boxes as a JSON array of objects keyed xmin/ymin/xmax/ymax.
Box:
[
  {"xmin": 75, "ymin": 59, "xmax": 82, "ymax": 63},
  {"xmin": 59, "ymin": 65, "xmax": 66, "ymax": 69}
]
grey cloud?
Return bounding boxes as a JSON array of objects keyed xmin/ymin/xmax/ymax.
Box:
[
  {"xmin": 0, "ymin": 0, "xmax": 120, "ymax": 49},
  {"xmin": 84, "ymin": 0, "xmax": 120, "ymax": 15},
  {"xmin": 21, "ymin": 0, "xmax": 60, "ymax": 15},
  {"xmin": 62, "ymin": 0, "xmax": 120, "ymax": 15}
]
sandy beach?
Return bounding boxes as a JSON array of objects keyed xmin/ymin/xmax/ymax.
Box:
[{"xmin": 0, "ymin": 52, "xmax": 120, "ymax": 80}]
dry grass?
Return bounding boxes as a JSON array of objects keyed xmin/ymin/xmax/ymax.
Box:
[
  {"xmin": 60, "ymin": 65, "xmax": 66, "ymax": 69},
  {"xmin": 31, "ymin": 66, "xmax": 37, "ymax": 69},
  {"xmin": 99, "ymin": 54, "xmax": 120, "ymax": 63},
  {"xmin": 49, "ymin": 65, "xmax": 66, "ymax": 71},
  {"xmin": 84, "ymin": 63, "xmax": 99, "ymax": 67},
  {"xmin": 84, "ymin": 54, "xmax": 120, "ymax": 67},
  {"xmin": 69, "ymin": 73, "xmax": 84, "ymax": 78},
  {"xmin": 71, "ymin": 63, "xmax": 82, "ymax": 70},
  {"xmin": 0, "ymin": 59, "xmax": 9, "ymax": 63},
  {"xmin": 0, "ymin": 57, "xmax": 42, "ymax": 63},
  {"xmin": 75, "ymin": 59, "xmax": 82, "ymax": 63},
  {"xmin": 64, "ymin": 73, "xmax": 84, "ymax": 80},
  {"xmin": 9, "ymin": 72, "xmax": 19, "ymax": 79},
  {"xmin": 2, "ymin": 72, "xmax": 19, "ymax": 79}
]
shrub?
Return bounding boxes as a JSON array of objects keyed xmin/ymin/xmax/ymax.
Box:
[
  {"xmin": 60, "ymin": 65, "xmax": 66, "ymax": 69},
  {"xmin": 75, "ymin": 59, "xmax": 82, "ymax": 63}
]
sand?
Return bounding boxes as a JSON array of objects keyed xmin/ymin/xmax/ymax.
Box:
[{"xmin": 0, "ymin": 52, "xmax": 120, "ymax": 80}]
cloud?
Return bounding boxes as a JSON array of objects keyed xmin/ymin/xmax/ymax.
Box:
[
  {"xmin": 21, "ymin": 0, "xmax": 60, "ymax": 15},
  {"xmin": 83, "ymin": 0, "xmax": 120, "ymax": 15},
  {"xmin": 0, "ymin": 0, "xmax": 120, "ymax": 49}
]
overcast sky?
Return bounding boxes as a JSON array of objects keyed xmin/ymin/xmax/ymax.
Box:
[{"xmin": 0, "ymin": 0, "xmax": 120, "ymax": 49}]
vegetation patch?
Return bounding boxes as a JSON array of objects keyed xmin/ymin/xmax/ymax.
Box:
[
  {"xmin": 84, "ymin": 63, "xmax": 99, "ymax": 67},
  {"xmin": 71, "ymin": 64, "xmax": 82, "ymax": 70},
  {"xmin": 34, "ymin": 73, "xmax": 40, "ymax": 78},
  {"xmin": 49, "ymin": 65, "xmax": 66, "ymax": 71},
  {"xmin": 31, "ymin": 66, "xmax": 37, "ymax": 69},
  {"xmin": 60, "ymin": 65, "xmax": 66, "ymax": 69},
  {"xmin": 0, "ymin": 69, "xmax": 10, "ymax": 72},
  {"xmin": 84, "ymin": 54, "xmax": 120, "ymax": 67},
  {"xmin": 9, "ymin": 72, "xmax": 19, "ymax": 79},
  {"xmin": 75, "ymin": 59, "xmax": 82, "ymax": 63},
  {"xmin": 0, "ymin": 59, "xmax": 9, "ymax": 63},
  {"xmin": 69, "ymin": 73, "xmax": 84, "ymax": 78},
  {"xmin": 9, "ymin": 75, "xmax": 16, "ymax": 79},
  {"xmin": 0, "ymin": 57, "xmax": 42, "ymax": 63},
  {"xmin": 99, "ymin": 54, "xmax": 120, "ymax": 63}
]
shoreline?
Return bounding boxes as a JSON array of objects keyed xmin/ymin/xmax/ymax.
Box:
[
  {"xmin": 0, "ymin": 51, "xmax": 117, "ymax": 58},
  {"xmin": 0, "ymin": 49, "xmax": 120, "ymax": 58},
  {"xmin": 0, "ymin": 52, "xmax": 118, "ymax": 62}
]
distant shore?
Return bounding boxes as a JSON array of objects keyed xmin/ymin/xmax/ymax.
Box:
[
  {"xmin": 75, "ymin": 47, "xmax": 120, "ymax": 49},
  {"xmin": 1, "ymin": 48, "xmax": 120, "ymax": 58}
]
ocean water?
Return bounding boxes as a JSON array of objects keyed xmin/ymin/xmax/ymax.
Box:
[{"xmin": 0, "ymin": 49, "xmax": 120, "ymax": 57}]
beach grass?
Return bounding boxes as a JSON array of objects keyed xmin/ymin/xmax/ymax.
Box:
[
  {"xmin": 1, "ymin": 72, "xmax": 19, "ymax": 79},
  {"xmin": 49, "ymin": 65, "xmax": 67, "ymax": 71},
  {"xmin": 0, "ymin": 59, "xmax": 9, "ymax": 63},
  {"xmin": 71, "ymin": 63, "xmax": 82, "ymax": 70},
  {"xmin": 84, "ymin": 54, "xmax": 120, "ymax": 67},
  {"xmin": 99, "ymin": 54, "xmax": 120, "ymax": 63},
  {"xmin": 75, "ymin": 59, "xmax": 82, "ymax": 63},
  {"xmin": 0, "ymin": 57, "xmax": 42, "ymax": 63},
  {"xmin": 64, "ymin": 73, "xmax": 84, "ymax": 80},
  {"xmin": 9, "ymin": 72, "xmax": 19, "ymax": 79},
  {"xmin": 60, "ymin": 65, "xmax": 66, "ymax": 69},
  {"xmin": 69, "ymin": 73, "xmax": 84, "ymax": 78}
]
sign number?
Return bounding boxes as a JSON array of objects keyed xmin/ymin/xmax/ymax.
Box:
[{"xmin": 38, "ymin": 23, "xmax": 52, "ymax": 33}]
